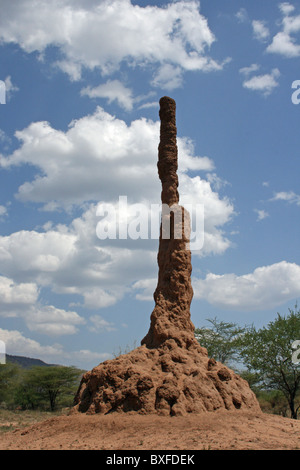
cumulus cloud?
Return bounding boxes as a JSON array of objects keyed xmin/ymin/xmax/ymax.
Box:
[
  {"xmin": 4, "ymin": 76, "xmax": 19, "ymax": 101},
  {"xmin": 0, "ymin": 98, "xmax": 234, "ymax": 349},
  {"xmin": 81, "ymin": 80, "xmax": 134, "ymax": 111},
  {"xmin": 239, "ymin": 64, "xmax": 260, "ymax": 76},
  {"xmin": 235, "ymin": 8, "xmax": 248, "ymax": 24},
  {"xmin": 0, "ymin": 205, "xmax": 8, "ymax": 218},
  {"xmin": 0, "ymin": 327, "xmax": 110, "ymax": 367},
  {"xmin": 88, "ymin": 315, "xmax": 116, "ymax": 333},
  {"xmin": 0, "ymin": 107, "xmax": 161, "ymax": 207},
  {"xmin": 0, "ymin": 0, "xmax": 224, "ymax": 87},
  {"xmin": 25, "ymin": 305, "xmax": 85, "ymax": 336},
  {"xmin": 267, "ymin": 31, "xmax": 300, "ymax": 57},
  {"xmin": 271, "ymin": 191, "xmax": 300, "ymax": 206},
  {"xmin": 0, "ymin": 328, "xmax": 64, "ymax": 360},
  {"xmin": 0, "ymin": 190, "xmax": 233, "ymax": 321},
  {"xmin": 151, "ymin": 64, "xmax": 184, "ymax": 91},
  {"xmin": 0, "ymin": 83, "xmax": 235, "ymax": 342},
  {"xmin": 242, "ymin": 68, "xmax": 280, "ymax": 96},
  {"xmin": 254, "ymin": 209, "xmax": 269, "ymax": 221},
  {"xmin": 0, "ymin": 276, "xmax": 38, "ymax": 317},
  {"xmin": 0, "ymin": 274, "xmax": 85, "ymax": 336},
  {"xmin": 252, "ymin": 20, "xmax": 270, "ymax": 42},
  {"xmin": 0, "ymin": 106, "xmax": 234, "ymax": 259},
  {"xmin": 0, "ymin": 107, "xmax": 234, "ymax": 341},
  {"xmin": 193, "ymin": 261, "xmax": 300, "ymax": 311},
  {"xmin": 267, "ymin": 4, "xmax": 300, "ymax": 57},
  {"xmin": 279, "ymin": 2, "xmax": 295, "ymax": 16},
  {"xmin": 132, "ymin": 278, "xmax": 157, "ymax": 301},
  {"xmin": 0, "ymin": 207, "xmax": 157, "ymax": 312}
]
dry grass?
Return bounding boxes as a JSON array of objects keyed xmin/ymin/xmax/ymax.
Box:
[{"xmin": 0, "ymin": 409, "xmax": 68, "ymax": 433}]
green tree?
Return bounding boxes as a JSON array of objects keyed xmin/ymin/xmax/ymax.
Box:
[
  {"xmin": 16, "ymin": 366, "xmax": 82, "ymax": 411},
  {"xmin": 0, "ymin": 362, "xmax": 20, "ymax": 405},
  {"xmin": 195, "ymin": 317, "xmax": 246, "ymax": 366},
  {"xmin": 238, "ymin": 305, "xmax": 300, "ymax": 419}
]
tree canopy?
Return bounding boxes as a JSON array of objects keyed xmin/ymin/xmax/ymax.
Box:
[
  {"xmin": 195, "ymin": 317, "xmax": 246, "ymax": 366},
  {"xmin": 195, "ymin": 306, "xmax": 300, "ymax": 419},
  {"xmin": 238, "ymin": 305, "xmax": 300, "ymax": 419}
]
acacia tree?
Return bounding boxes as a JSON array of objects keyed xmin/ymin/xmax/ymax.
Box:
[
  {"xmin": 18, "ymin": 366, "xmax": 82, "ymax": 411},
  {"xmin": 195, "ymin": 317, "xmax": 246, "ymax": 366},
  {"xmin": 0, "ymin": 362, "xmax": 20, "ymax": 405},
  {"xmin": 238, "ymin": 306, "xmax": 300, "ymax": 419}
]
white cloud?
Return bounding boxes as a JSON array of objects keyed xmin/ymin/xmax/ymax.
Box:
[
  {"xmin": 279, "ymin": 3, "xmax": 295, "ymax": 16},
  {"xmin": 236, "ymin": 8, "xmax": 248, "ymax": 24},
  {"xmin": 283, "ymin": 14, "xmax": 300, "ymax": 34},
  {"xmin": 205, "ymin": 173, "xmax": 229, "ymax": 192},
  {"xmin": 242, "ymin": 68, "xmax": 280, "ymax": 96},
  {"xmin": 0, "ymin": 108, "xmax": 234, "ymax": 260},
  {"xmin": 267, "ymin": 5, "xmax": 300, "ymax": 57},
  {"xmin": 0, "ymin": 327, "xmax": 110, "ymax": 367},
  {"xmin": 0, "ymin": 209, "xmax": 159, "ymax": 313},
  {"xmin": 151, "ymin": 64, "xmax": 184, "ymax": 91},
  {"xmin": 0, "ymin": 274, "xmax": 86, "ymax": 336},
  {"xmin": 80, "ymin": 81, "xmax": 155, "ymax": 112},
  {"xmin": 0, "ymin": 0, "xmax": 224, "ymax": 87},
  {"xmin": 0, "ymin": 188, "xmax": 233, "ymax": 320},
  {"xmin": 177, "ymin": 138, "xmax": 215, "ymax": 173},
  {"xmin": 0, "ymin": 328, "xmax": 64, "ymax": 360},
  {"xmin": 138, "ymin": 101, "xmax": 158, "ymax": 110},
  {"xmin": 0, "ymin": 107, "xmax": 235, "ymax": 330},
  {"xmin": 252, "ymin": 20, "xmax": 270, "ymax": 42},
  {"xmin": 82, "ymin": 288, "xmax": 120, "ymax": 309},
  {"xmin": 88, "ymin": 315, "xmax": 116, "ymax": 333},
  {"xmin": 239, "ymin": 65, "xmax": 279, "ymax": 97},
  {"xmin": 0, "ymin": 205, "xmax": 7, "ymax": 218},
  {"xmin": 267, "ymin": 31, "xmax": 300, "ymax": 57},
  {"xmin": 0, "ymin": 129, "xmax": 12, "ymax": 147},
  {"xmin": 4, "ymin": 76, "xmax": 19, "ymax": 101},
  {"xmin": 0, "ymin": 107, "xmax": 161, "ymax": 208},
  {"xmin": 271, "ymin": 191, "xmax": 300, "ymax": 206},
  {"xmin": 25, "ymin": 305, "xmax": 85, "ymax": 336},
  {"xmin": 81, "ymin": 80, "xmax": 134, "ymax": 111},
  {"xmin": 193, "ymin": 261, "xmax": 300, "ymax": 311},
  {"xmin": 132, "ymin": 278, "xmax": 156, "ymax": 301},
  {"xmin": 0, "ymin": 276, "xmax": 38, "ymax": 317},
  {"xmin": 254, "ymin": 209, "xmax": 269, "ymax": 221},
  {"xmin": 179, "ymin": 173, "xmax": 234, "ymax": 256},
  {"xmin": 239, "ymin": 64, "xmax": 260, "ymax": 76},
  {"xmin": 0, "ymin": 229, "xmax": 77, "ymax": 280},
  {"xmin": 54, "ymin": 60, "xmax": 82, "ymax": 82}
]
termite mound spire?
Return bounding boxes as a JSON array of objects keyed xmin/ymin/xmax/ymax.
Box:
[
  {"xmin": 73, "ymin": 97, "xmax": 261, "ymax": 416},
  {"xmin": 141, "ymin": 96, "xmax": 195, "ymax": 349}
]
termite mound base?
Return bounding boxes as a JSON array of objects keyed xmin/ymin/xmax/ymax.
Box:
[{"xmin": 73, "ymin": 338, "xmax": 260, "ymax": 416}]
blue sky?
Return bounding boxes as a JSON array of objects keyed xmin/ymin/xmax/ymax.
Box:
[{"xmin": 0, "ymin": 0, "xmax": 300, "ymax": 370}]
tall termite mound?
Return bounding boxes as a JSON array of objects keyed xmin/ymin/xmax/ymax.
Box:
[
  {"xmin": 73, "ymin": 97, "xmax": 261, "ymax": 416},
  {"xmin": 141, "ymin": 97, "xmax": 195, "ymax": 350}
]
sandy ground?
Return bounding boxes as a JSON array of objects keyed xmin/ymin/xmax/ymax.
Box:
[{"xmin": 0, "ymin": 410, "xmax": 300, "ymax": 450}]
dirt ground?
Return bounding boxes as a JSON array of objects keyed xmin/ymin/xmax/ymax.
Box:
[{"xmin": 0, "ymin": 409, "xmax": 300, "ymax": 450}]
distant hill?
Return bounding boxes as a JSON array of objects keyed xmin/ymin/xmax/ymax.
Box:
[{"xmin": 6, "ymin": 354, "xmax": 57, "ymax": 369}]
